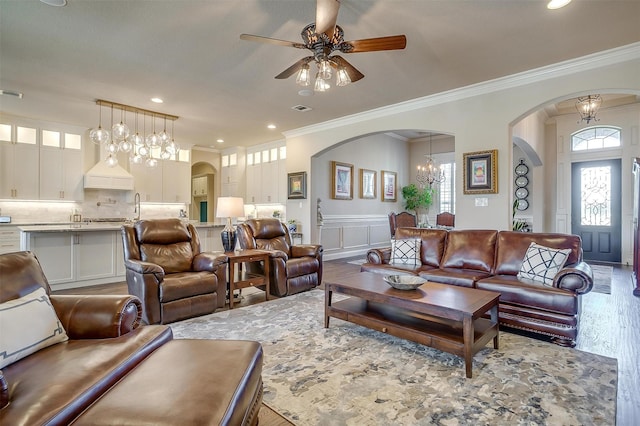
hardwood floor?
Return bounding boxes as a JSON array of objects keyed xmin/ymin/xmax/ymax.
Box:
[{"xmin": 54, "ymin": 259, "xmax": 639, "ymax": 425}]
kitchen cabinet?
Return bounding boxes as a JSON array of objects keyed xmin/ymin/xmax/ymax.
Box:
[
  {"xmin": 195, "ymin": 226, "xmax": 224, "ymax": 252},
  {"xmin": 221, "ymin": 147, "xmax": 245, "ymax": 198},
  {"xmin": 0, "ymin": 226, "xmax": 20, "ymax": 254},
  {"xmin": 246, "ymin": 143, "xmax": 286, "ymax": 204},
  {"xmin": 192, "ymin": 175, "xmax": 208, "ymax": 197},
  {"xmin": 39, "ymin": 132, "xmax": 83, "ymax": 201},
  {"xmin": 130, "ymin": 161, "xmax": 163, "ymax": 202},
  {"xmin": 0, "ymin": 139, "xmax": 39, "ymax": 200},
  {"xmin": 22, "ymin": 228, "xmax": 123, "ymax": 290},
  {"xmin": 163, "ymin": 159, "xmax": 190, "ymax": 203}
]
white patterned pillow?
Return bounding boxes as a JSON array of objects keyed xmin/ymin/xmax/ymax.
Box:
[
  {"xmin": 390, "ymin": 239, "xmax": 422, "ymax": 266},
  {"xmin": 0, "ymin": 287, "xmax": 68, "ymax": 369},
  {"xmin": 517, "ymin": 242, "xmax": 572, "ymax": 286}
]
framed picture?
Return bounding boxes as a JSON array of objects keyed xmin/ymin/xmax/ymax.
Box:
[
  {"xmin": 359, "ymin": 168, "xmax": 377, "ymax": 199},
  {"xmin": 331, "ymin": 161, "xmax": 353, "ymax": 200},
  {"xmin": 463, "ymin": 149, "xmax": 498, "ymax": 194},
  {"xmin": 287, "ymin": 171, "xmax": 307, "ymax": 199},
  {"xmin": 381, "ymin": 170, "xmax": 397, "ymax": 202}
]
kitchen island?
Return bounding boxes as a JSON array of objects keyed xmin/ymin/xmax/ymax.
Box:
[{"xmin": 19, "ymin": 221, "xmax": 225, "ymax": 290}]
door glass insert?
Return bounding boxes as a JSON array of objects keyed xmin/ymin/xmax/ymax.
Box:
[{"xmin": 580, "ymin": 165, "xmax": 611, "ymax": 226}]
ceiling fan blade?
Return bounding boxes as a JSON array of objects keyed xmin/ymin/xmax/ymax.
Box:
[
  {"xmin": 331, "ymin": 56, "xmax": 364, "ymax": 82},
  {"xmin": 275, "ymin": 57, "xmax": 314, "ymax": 79},
  {"xmin": 342, "ymin": 35, "xmax": 407, "ymax": 53},
  {"xmin": 315, "ymin": 0, "xmax": 340, "ymax": 37},
  {"xmin": 240, "ymin": 34, "xmax": 307, "ymax": 49}
]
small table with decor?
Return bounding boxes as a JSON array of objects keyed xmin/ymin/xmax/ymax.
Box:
[{"xmin": 226, "ymin": 249, "xmax": 271, "ymax": 309}]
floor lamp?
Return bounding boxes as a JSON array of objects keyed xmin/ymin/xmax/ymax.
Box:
[{"xmin": 216, "ymin": 196, "xmax": 244, "ymax": 252}]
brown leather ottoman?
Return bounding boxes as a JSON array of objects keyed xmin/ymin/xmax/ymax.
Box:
[{"xmin": 74, "ymin": 339, "xmax": 263, "ymax": 426}]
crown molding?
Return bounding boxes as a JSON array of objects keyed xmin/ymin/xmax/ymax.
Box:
[{"xmin": 284, "ymin": 42, "xmax": 640, "ymax": 139}]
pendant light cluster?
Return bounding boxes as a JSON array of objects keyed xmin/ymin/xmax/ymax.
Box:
[{"xmin": 89, "ymin": 99, "xmax": 179, "ymax": 168}]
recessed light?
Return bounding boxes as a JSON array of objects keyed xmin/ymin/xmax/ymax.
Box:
[
  {"xmin": 298, "ymin": 89, "xmax": 314, "ymax": 97},
  {"xmin": 267, "ymin": 124, "xmax": 276, "ymax": 129},
  {"xmin": 0, "ymin": 89, "xmax": 24, "ymax": 99},
  {"xmin": 40, "ymin": 0, "xmax": 66, "ymax": 6},
  {"xmin": 216, "ymin": 139, "xmax": 224, "ymax": 143},
  {"xmin": 150, "ymin": 97, "xmax": 163, "ymax": 103},
  {"xmin": 547, "ymin": 0, "xmax": 571, "ymax": 9}
]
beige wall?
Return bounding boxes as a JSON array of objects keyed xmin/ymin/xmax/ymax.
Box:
[{"xmin": 285, "ymin": 46, "xmax": 640, "ymax": 244}]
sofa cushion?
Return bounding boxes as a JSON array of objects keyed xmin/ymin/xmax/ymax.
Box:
[
  {"xmin": 494, "ymin": 231, "xmax": 582, "ymax": 276},
  {"xmin": 440, "ymin": 230, "xmax": 497, "ymax": 273},
  {"xmin": 0, "ymin": 287, "xmax": 68, "ymax": 369},
  {"xmin": 0, "ymin": 325, "xmax": 172, "ymax": 426},
  {"xmin": 395, "ymin": 227, "xmax": 447, "ymax": 267},
  {"xmin": 390, "ymin": 239, "xmax": 421, "ymax": 266},
  {"xmin": 517, "ymin": 242, "xmax": 571, "ymax": 285},
  {"xmin": 419, "ymin": 268, "xmax": 491, "ymax": 288}
]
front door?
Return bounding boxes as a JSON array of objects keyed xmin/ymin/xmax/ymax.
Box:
[{"xmin": 571, "ymin": 159, "xmax": 621, "ymax": 262}]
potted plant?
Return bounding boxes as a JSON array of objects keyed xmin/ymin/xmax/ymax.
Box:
[{"xmin": 401, "ymin": 183, "xmax": 434, "ymax": 226}]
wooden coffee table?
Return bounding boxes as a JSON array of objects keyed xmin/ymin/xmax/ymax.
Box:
[{"xmin": 325, "ymin": 272, "xmax": 500, "ymax": 378}]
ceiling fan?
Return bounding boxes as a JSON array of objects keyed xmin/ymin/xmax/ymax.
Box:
[{"xmin": 240, "ymin": 0, "xmax": 407, "ymax": 91}]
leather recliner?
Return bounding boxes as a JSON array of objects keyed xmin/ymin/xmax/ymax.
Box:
[
  {"xmin": 121, "ymin": 218, "xmax": 228, "ymax": 324},
  {"xmin": 236, "ymin": 218, "xmax": 323, "ymax": 297}
]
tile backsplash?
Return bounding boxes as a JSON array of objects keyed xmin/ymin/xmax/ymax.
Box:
[{"xmin": 0, "ymin": 190, "xmax": 187, "ymax": 224}]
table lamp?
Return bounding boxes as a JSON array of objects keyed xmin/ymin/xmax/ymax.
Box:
[{"xmin": 216, "ymin": 196, "xmax": 244, "ymax": 252}]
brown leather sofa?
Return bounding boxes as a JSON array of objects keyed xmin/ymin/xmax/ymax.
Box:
[
  {"xmin": 236, "ymin": 218, "xmax": 323, "ymax": 297},
  {"xmin": 0, "ymin": 251, "xmax": 263, "ymax": 425},
  {"xmin": 122, "ymin": 218, "xmax": 228, "ymax": 324},
  {"xmin": 362, "ymin": 228, "xmax": 594, "ymax": 346}
]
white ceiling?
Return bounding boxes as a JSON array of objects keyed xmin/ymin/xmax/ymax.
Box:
[{"xmin": 1, "ymin": 0, "xmax": 639, "ymax": 150}]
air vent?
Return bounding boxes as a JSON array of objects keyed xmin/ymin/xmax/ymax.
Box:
[{"xmin": 291, "ymin": 105, "xmax": 312, "ymax": 112}]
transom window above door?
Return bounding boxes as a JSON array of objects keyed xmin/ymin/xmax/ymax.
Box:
[{"xmin": 571, "ymin": 126, "xmax": 621, "ymax": 152}]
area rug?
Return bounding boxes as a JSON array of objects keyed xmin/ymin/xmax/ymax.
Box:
[
  {"xmin": 589, "ymin": 264, "xmax": 613, "ymax": 294},
  {"xmin": 346, "ymin": 258, "xmax": 367, "ymax": 265},
  {"xmin": 170, "ymin": 290, "xmax": 617, "ymax": 425}
]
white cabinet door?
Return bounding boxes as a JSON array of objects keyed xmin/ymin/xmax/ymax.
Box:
[
  {"xmin": 0, "ymin": 142, "xmax": 39, "ymax": 199},
  {"xmin": 28, "ymin": 233, "xmax": 74, "ymax": 284},
  {"xmin": 116, "ymin": 232, "xmax": 126, "ymax": 276},
  {"xmin": 39, "ymin": 146, "xmax": 83, "ymax": 201},
  {"xmin": 277, "ymin": 158, "xmax": 287, "ymax": 203},
  {"xmin": 261, "ymin": 160, "xmax": 278, "ymax": 203},
  {"xmin": 0, "ymin": 226, "xmax": 20, "ymax": 255},
  {"xmin": 76, "ymin": 232, "xmax": 117, "ymax": 281},
  {"xmin": 163, "ymin": 160, "xmax": 190, "ymax": 203},
  {"xmin": 246, "ymin": 163, "xmax": 261, "ymax": 203},
  {"xmin": 131, "ymin": 162, "xmax": 163, "ymax": 202}
]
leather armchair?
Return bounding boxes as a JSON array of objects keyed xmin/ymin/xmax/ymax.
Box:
[
  {"xmin": 236, "ymin": 218, "xmax": 323, "ymax": 297},
  {"xmin": 121, "ymin": 218, "xmax": 228, "ymax": 324}
]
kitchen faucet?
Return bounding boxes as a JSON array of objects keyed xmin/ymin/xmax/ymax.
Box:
[{"xmin": 134, "ymin": 192, "xmax": 141, "ymax": 220}]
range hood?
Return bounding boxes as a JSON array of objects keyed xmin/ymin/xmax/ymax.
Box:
[{"xmin": 84, "ymin": 160, "xmax": 134, "ymax": 190}]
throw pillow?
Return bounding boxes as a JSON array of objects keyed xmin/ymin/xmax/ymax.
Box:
[
  {"xmin": 517, "ymin": 242, "xmax": 572, "ymax": 286},
  {"xmin": 390, "ymin": 238, "xmax": 422, "ymax": 266},
  {"xmin": 0, "ymin": 287, "xmax": 68, "ymax": 369}
]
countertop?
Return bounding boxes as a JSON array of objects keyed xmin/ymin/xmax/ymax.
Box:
[{"xmin": 17, "ymin": 221, "xmax": 224, "ymax": 233}]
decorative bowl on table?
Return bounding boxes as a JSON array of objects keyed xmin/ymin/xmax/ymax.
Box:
[{"xmin": 383, "ymin": 275, "xmax": 427, "ymax": 290}]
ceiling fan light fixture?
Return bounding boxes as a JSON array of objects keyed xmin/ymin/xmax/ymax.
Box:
[
  {"xmin": 318, "ymin": 59, "xmax": 332, "ymax": 80},
  {"xmin": 296, "ymin": 64, "xmax": 311, "ymax": 86},
  {"xmin": 314, "ymin": 75, "xmax": 330, "ymax": 92},
  {"xmin": 336, "ymin": 67, "xmax": 351, "ymax": 87}
]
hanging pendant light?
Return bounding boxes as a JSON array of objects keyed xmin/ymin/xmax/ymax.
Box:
[
  {"xmin": 158, "ymin": 116, "xmax": 170, "ymax": 145},
  {"xmin": 145, "ymin": 114, "xmax": 161, "ymax": 147},
  {"xmin": 576, "ymin": 94, "xmax": 602, "ymax": 124},
  {"xmin": 89, "ymin": 103, "xmax": 110, "ymax": 145},
  {"xmin": 112, "ymin": 107, "xmax": 130, "ymax": 141},
  {"xmin": 129, "ymin": 111, "xmax": 143, "ymax": 146},
  {"xmin": 165, "ymin": 120, "xmax": 180, "ymax": 156}
]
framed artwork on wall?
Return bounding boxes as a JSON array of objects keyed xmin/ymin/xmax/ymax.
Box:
[
  {"xmin": 359, "ymin": 168, "xmax": 377, "ymax": 199},
  {"xmin": 381, "ymin": 170, "xmax": 397, "ymax": 202},
  {"xmin": 332, "ymin": 161, "xmax": 353, "ymax": 200},
  {"xmin": 463, "ymin": 149, "xmax": 498, "ymax": 194},
  {"xmin": 287, "ymin": 171, "xmax": 307, "ymax": 199}
]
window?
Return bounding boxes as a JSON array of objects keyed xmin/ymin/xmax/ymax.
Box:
[
  {"xmin": 438, "ymin": 162, "xmax": 456, "ymax": 214},
  {"xmin": 571, "ymin": 126, "xmax": 621, "ymax": 151}
]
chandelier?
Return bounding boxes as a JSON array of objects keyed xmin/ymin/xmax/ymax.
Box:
[
  {"xmin": 576, "ymin": 94, "xmax": 602, "ymax": 124},
  {"xmin": 89, "ymin": 99, "xmax": 179, "ymax": 168},
  {"xmin": 416, "ymin": 134, "xmax": 444, "ymax": 188}
]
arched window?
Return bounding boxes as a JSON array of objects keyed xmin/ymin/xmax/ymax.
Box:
[{"xmin": 571, "ymin": 126, "xmax": 621, "ymax": 152}]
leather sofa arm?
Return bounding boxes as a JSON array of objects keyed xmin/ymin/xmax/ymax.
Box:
[
  {"xmin": 193, "ymin": 251, "xmax": 228, "ymax": 271},
  {"xmin": 291, "ymin": 244, "xmax": 322, "ymax": 258},
  {"xmin": 553, "ymin": 262, "xmax": 594, "ymax": 294},
  {"xmin": 366, "ymin": 248, "xmax": 391, "ymax": 264},
  {"xmin": 50, "ymin": 295, "xmax": 142, "ymax": 339},
  {"xmin": 125, "ymin": 259, "xmax": 164, "ymax": 276}
]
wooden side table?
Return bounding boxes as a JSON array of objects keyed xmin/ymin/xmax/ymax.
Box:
[{"xmin": 226, "ymin": 249, "xmax": 270, "ymax": 309}]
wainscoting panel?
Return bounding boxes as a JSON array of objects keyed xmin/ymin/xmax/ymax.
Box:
[{"xmin": 320, "ymin": 214, "xmax": 389, "ymax": 260}]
